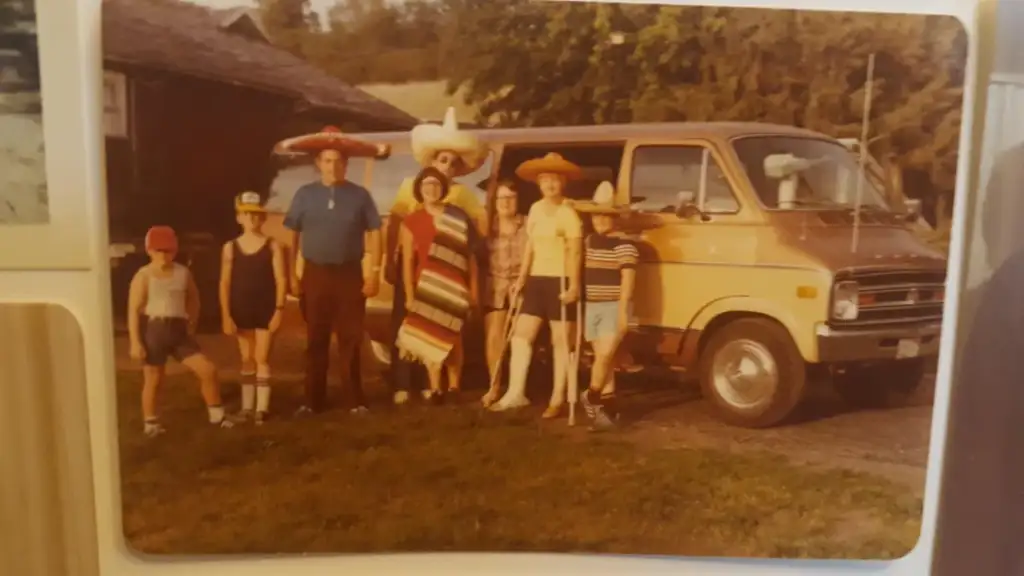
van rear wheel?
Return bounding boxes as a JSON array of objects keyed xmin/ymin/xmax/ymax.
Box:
[{"xmin": 698, "ymin": 318, "xmax": 807, "ymax": 428}]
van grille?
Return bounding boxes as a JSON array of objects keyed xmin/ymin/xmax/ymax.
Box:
[{"xmin": 832, "ymin": 268, "xmax": 946, "ymax": 329}]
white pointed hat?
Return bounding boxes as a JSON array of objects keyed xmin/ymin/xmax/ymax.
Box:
[
  {"xmin": 409, "ymin": 107, "xmax": 488, "ymax": 177},
  {"xmin": 573, "ymin": 181, "xmax": 632, "ymax": 214}
]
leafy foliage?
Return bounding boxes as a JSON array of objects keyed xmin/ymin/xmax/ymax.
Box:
[{"xmin": 259, "ymin": 0, "xmax": 966, "ymax": 229}]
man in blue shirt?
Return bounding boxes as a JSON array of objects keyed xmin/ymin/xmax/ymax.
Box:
[{"xmin": 282, "ymin": 129, "xmax": 383, "ymax": 414}]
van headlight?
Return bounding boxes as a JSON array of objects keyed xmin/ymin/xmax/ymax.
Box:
[{"xmin": 832, "ymin": 281, "xmax": 859, "ymax": 320}]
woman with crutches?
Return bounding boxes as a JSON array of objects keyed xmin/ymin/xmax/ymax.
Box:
[
  {"xmin": 481, "ymin": 181, "xmax": 528, "ymax": 407},
  {"xmin": 489, "ymin": 153, "xmax": 583, "ymax": 419}
]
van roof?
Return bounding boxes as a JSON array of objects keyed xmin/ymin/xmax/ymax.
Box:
[{"xmin": 349, "ymin": 121, "xmax": 831, "ymax": 145}]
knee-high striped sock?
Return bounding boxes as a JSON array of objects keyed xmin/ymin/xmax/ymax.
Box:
[
  {"xmin": 240, "ymin": 370, "xmax": 256, "ymax": 413},
  {"xmin": 255, "ymin": 369, "xmax": 271, "ymax": 414}
]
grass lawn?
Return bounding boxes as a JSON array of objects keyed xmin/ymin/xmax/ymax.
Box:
[{"xmin": 117, "ymin": 369, "xmax": 922, "ymax": 560}]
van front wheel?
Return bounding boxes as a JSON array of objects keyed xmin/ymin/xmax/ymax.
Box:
[{"xmin": 698, "ymin": 318, "xmax": 807, "ymax": 428}]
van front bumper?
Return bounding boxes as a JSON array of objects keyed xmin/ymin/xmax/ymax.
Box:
[{"xmin": 815, "ymin": 322, "xmax": 942, "ymax": 364}]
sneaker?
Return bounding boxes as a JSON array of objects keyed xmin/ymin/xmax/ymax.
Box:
[
  {"xmin": 236, "ymin": 409, "xmax": 254, "ymax": 423},
  {"xmin": 294, "ymin": 405, "xmax": 316, "ymax": 418},
  {"xmin": 350, "ymin": 405, "xmax": 369, "ymax": 415},
  {"xmin": 254, "ymin": 411, "xmax": 268, "ymax": 426},
  {"xmin": 215, "ymin": 418, "xmax": 236, "ymax": 429},
  {"xmin": 143, "ymin": 421, "xmax": 166, "ymax": 437},
  {"xmin": 393, "ymin": 390, "xmax": 410, "ymax": 405},
  {"xmin": 588, "ymin": 405, "xmax": 616, "ymax": 432},
  {"xmin": 420, "ymin": 389, "xmax": 433, "ymax": 401},
  {"xmin": 579, "ymin": 390, "xmax": 598, "ymax": 420}
]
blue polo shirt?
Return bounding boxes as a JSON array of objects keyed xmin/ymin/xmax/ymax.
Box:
[{"xmin": 283, "ymin": 180, "xmax": 382, "ymax": 265}]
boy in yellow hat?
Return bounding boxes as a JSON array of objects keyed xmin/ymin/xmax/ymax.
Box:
[{"xmin": 219, "ymin": 191, "xmax": 287, "ymax": 424}]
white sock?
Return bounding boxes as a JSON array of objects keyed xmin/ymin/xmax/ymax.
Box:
[
  {"xmin": 240, "ymin": 371, "xmax": 256, "ymax": 412},
  {"xmin": 207, "ymin": 405, "xmax": 225, "ymax": 424},
  {"xmin": 256, "ymin": 383, "xmax": 271, "ymax": 413},
  {"xmin": 503, "ymin": 337, "xmax": 532, "ymax": 401},
  {"xmin": 240, "ymin": 384, "xmax": 255, "ymax": 412},
  {"xmin": 550, "ymin": 347, "xmax": 568, "ymax": 406}
]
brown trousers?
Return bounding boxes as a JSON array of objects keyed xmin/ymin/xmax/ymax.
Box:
[{"xmin": 301, "ymin": 261, "xmax": 366, "ymax": 411}]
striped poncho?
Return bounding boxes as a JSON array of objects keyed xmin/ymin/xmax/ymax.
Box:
[{"xmin": 395, "ymin": 205, "xmax": 476, "ymax": 366}]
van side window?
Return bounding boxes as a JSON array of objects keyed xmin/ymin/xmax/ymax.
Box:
[{"xmin": 631, "ymin": 145, "xmax": 739, "ymax": 214}]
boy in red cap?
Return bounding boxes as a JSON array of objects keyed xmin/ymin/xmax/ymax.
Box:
[
  {"xmin": 127, "ymin": 225, "xmax": 234, "ymax": 436},
  {"xmin": 219, "ymin": 191, "xmax": 287, "ymax": 425}
]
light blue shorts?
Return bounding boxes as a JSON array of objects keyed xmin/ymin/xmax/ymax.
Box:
[{"xmin": 584, "ymin": 301, "xmax": 631, "ymax": 342}]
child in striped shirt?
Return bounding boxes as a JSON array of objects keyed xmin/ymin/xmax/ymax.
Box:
[{"xmin": 574, "ymin": 182, "xmax": 638, "ymax": 431}]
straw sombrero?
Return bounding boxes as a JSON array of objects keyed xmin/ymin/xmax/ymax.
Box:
[
  {"xmin": 572, "ymin": 181, "xmax": 632, "ymax": 215},
  {"xmin": 272, "ymin": 125, "xmax": 391, "ymax": 158},
  {"xmin": 515, "ymin": 152, "xmax": 584, "ymax": 183},
  {"xmin": 410, "ymin": 107, "xmax": 488, "ymax": 177}
]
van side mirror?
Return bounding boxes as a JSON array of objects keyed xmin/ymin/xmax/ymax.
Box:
[{"xmin": 903, "ymin": 198, "xmax": 921, "ymax": 224}]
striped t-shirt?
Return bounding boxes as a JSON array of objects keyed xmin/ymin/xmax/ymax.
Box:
[{"xmin": 583, "ymin": 233, "xmax": 639, "ymax": 302}]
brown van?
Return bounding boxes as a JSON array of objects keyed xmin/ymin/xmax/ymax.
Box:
[{"xmin": 265, "ymin": 121, "xmax": 946, "ymax": 428}]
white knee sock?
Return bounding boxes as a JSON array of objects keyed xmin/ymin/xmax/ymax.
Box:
[
  {"xmin": 550, "ymin": 347, "xmax": 568, "ymax": 406},
  {"xmin": 255, "ymin": 370, "xmax": 271, "ymax": 413},
  {"xmin": 504, "ymin": 337, "xmax": 532, "ymax": 401},
  {"xmin": 240, "ymin": 371, "xmax": 256, "ymax": 412}
]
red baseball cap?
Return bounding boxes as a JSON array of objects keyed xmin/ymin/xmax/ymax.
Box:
[{"xmin": 145, "ymin": 226, "xmax": 178, "ymax": 252}]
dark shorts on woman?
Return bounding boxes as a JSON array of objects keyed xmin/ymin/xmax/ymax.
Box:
[
  {"xmin": 143, "ymin": 317, "xmax": 200, "ymax": 366},
  {"xmin": 520, "ymin": 275, "xmax": 577, "ymax": 322}
]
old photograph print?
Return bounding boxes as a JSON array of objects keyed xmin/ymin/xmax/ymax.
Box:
[
  {"xmin": 0, "ymin": 0, "xmax": 47, "ymax": 224},
  {"xmin": 105, "ymin": 0, "xmax": 966, "ymax": 559}
]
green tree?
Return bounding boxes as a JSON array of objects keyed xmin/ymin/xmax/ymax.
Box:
[
  {"xmin": 437, "ymin": 2, "xmax": 965, "ymax": 228},
  {"xmin": 257, "ymin": 0, "xmax": 319, "ymax": 57}
]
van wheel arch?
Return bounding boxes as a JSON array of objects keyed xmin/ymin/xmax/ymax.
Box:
[{"xmin": 695, "ymin": 314, "xmax": 807, "ymax": 428}]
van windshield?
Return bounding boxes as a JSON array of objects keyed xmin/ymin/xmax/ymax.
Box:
[{"xmin": 731, "ymin": 135, "xmax": 890, "ymax": 211}]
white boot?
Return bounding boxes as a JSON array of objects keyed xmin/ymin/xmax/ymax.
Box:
[
  {"xmin": 491, "ymin": 338, "xmax": 532, "ymax": 411},
  {"xmin": 542, "ymin": 346, "xmax": 568, "ymax": 418}
]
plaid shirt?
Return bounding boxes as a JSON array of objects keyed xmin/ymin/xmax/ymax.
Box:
[{"xmin": 485, "ymin": 217, "xmax": 526, "ymax": 309}]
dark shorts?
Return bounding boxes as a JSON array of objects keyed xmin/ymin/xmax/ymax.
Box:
[
  {"xmin": 520, "ymin": 275, "xmax": 578, "ymax": 322},
  {"xmin": 230, "ymin": 302, "xmax": 275, "ymax": 331},
  {"xmin": 143, "ymin": 317, "xmax": 200, "ymax": 366}
]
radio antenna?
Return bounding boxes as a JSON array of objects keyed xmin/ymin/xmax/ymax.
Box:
[{"xmin": 851, "ymin": 52, "xmax": 876, "ymax": 254}]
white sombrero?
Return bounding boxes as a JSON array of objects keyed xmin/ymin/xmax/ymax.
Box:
[
  {"xmin": 272, "ymin": 125, "xmax": 390, "ymax": 159},
  {"xmin": 410, "ymin": 107, "xmax": 488, "ymax": 177},
  {"xmin": 572, "ymin": 181, "xmax": 633, "ymax": 215}
]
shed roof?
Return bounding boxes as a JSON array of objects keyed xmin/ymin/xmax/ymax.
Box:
[{"xmin": 102, "ymin": 0, "xmax": 419, "ymax": 130}]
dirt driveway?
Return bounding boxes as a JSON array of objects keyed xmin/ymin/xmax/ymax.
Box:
[{"xmin": 112, "ymin": 332, "xmax": 935, "ymax": 495}]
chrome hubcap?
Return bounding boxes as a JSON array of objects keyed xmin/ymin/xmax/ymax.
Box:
[{"xmin": 711, "ymin": 339, "xmax": 779, "ymax": 410}]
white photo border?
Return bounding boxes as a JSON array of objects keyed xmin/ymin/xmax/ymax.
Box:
[{"xmin": 2, "ymin": 0, "xmax": 985, "ymax": 574}]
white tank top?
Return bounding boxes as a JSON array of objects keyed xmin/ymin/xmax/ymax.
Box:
[{"xmin": 144, "ymin": 263, "xmax": 189, "ymax": 319}]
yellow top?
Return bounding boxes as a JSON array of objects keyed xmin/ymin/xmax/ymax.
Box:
[
  {"xmin": 526, "ymin": 200, "xmax": 582, "ymax": 277},
  {"xmin": 389, "ymin": 176, "xmax": 486, "ymax": 224}
]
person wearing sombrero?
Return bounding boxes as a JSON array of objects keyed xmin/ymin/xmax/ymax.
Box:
[
  {"xmin": 393, "ymin": 167, "xmax": 480, "ymax": 403},
  {"xmin": 385, "ymin": 107, "xmax": 489, "ymax": 405},
  {"xmin": 489, "ymin": 152, "xmax": 584, "ymax": 418},
  {"xmin": 278, "ymin": 126, "xmax": 385, "ymax": 415},
  {"xmin": 573, "ymin": 182, "xmax": 638, "ymax": 431},
  {"xmin": 218, "ymin": 191, "xmax": 287, "ymax": 425}
]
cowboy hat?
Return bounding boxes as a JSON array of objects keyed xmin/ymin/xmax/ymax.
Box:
[
  {"xmin": 234, "ymin": 190, "xmax": 266, "ymax": 213},
  {"xmin": 515, "ymin": 152, "xmax": 584, "ymax": 183},
  {"xmin": 410, "ymin": 107, "xmax": 488, "ymax": 177},
  {"xmin": 572, "ymin": 181, "xmax": 632, "ymax": 215},
  {"xmin": 272, "ymin": 126, "xmax": 391, "ymax": 159}
]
